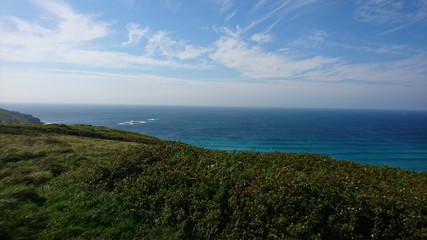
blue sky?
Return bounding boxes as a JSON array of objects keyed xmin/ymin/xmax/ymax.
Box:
[{"xmin": 0, "ymin": 0, "xmax": 426, "ymax": 109}]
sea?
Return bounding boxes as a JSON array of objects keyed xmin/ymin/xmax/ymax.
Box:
[{"xmin": 2, "ymin": 103, "xmax": 427, "ymax": 172}]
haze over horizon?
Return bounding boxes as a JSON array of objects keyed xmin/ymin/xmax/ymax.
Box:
[{"xmin": 1, "ymin": 0, "xmax": 426, "ymax": 110}]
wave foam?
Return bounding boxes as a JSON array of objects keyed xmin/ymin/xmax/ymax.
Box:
[{"xmin": 118, "ymin": 120, "xmax": 147, "ymax": 126}]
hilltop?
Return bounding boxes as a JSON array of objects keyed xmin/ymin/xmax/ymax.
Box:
[
  {"xmin": 0, "ymin": 124, "xmax": 426, "ymax": 239},
  {"xmin": 0, "ymin": 108, "xmax": 42, "ymax": 124}
]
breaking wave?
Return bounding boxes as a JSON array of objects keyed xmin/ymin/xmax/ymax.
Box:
[
  {"xmin": 118, "ymin": 120, "xmax": 147, "ymax": 126},
  {"xmin": 118, "ymin": 118, "xmax": 157, "ymax": 126}
]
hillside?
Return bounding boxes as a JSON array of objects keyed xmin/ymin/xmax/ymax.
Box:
[
  {"xmin": 0, "ymin": 108, "xmax": 42, "ymax": 124},
  {"xmin": 0, "ymin": 124, "xmax": 426, "ymax": 239}
]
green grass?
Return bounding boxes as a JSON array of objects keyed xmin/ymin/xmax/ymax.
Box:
[{"xmin": 0, "ymin": 124, "xmax": 426, "ymax": 239}]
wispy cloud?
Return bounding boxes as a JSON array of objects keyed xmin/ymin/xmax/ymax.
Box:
[
  {"xmin": 290, "ymin": 29, "xmax": 327, "ymax": 48},
  {"xmin": 121, "ymin": 23, "xmax": 149, "ymax": 46},
  {"xmin": 251, "ymin": 0, "xmax": 268, "ymax": 14},
  {"xmin": 245, "ymin": 1, "xmax": 289, "ymax": 32},
  {"xmin": 1, "ymin": 0, "xmax": 426, "ymax": 93},
  {"xmin": 305, "ymin": 54, "xmax": 427, "ymax": 85},
  {"xmin": 0, "ymin": 1, "xmax": 110, "ymax": 50},
  {"xmin": 0, "ymin": 0, "xmax": 209, "ymax": 70},
  {"xmin": 145, "ymin": 30, "xmax": 211, "ymax": 61},
  {"xmin": 177, "ymin": 45, "xmax": 211, "ymax": 61},
  {"xmin": 211, "ymin": 28, "xmax": 338, "ymax": 79},
  {"xmin": 33, "ymin": 0, "xmax": 111, "ymax": 42},
  {"xmin": 338, "ymin": 42, "xmax": 411, "ymax": 56},
  {"xmin": 354, "ymin": 0, "xmax": 427, "ymax": 32},
  {"xmin": 0, "ymin": 0, "xmax": 112, "ymax": 65},
  {"xmin": 250, "ymin": 33, "xmax": 273, "ymax": 44},
  {"xmin": 245, "ymin": 0, "xmax": 319, "ymax": 32},
  {"xmin": 210, "ymin": 26, "xmax": 427, "ymax": 87},
  {"xmin": 210, "ymin": 0, "xmax": 233, "ymax": 13},
  {"xmin": 225, "ymin": 10, "xmax": 237, "ymax": 22}
]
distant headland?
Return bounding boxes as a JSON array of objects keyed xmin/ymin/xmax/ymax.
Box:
[{"xmin": 0, "ymin": 108, "xmax": 43, "ymax": 124}]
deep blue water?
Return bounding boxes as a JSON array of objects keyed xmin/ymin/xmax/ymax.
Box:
[{"xmin": 2, "ymin": 103, "xmax": 427, "ymax": 172}]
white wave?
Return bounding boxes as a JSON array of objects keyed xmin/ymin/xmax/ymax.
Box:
[
  {"xmin": 43, "ymin": 122, "xmax": 58, "ymax": 125},
  {"xmin": 147, "ymin": 118, "xmax": 157, "ymax": 121},
  {"xmin": 118, "ymin": 120, "xmax": 147, "ymax": 126}
]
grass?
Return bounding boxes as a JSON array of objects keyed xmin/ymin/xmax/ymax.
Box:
[{"xmin": 0, "ymin": 124, "xmax": 426, "ymax": 239}]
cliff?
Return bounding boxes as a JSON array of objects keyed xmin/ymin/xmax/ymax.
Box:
[{"xmin": 0, "ymin": 108, "xmax": 43, "ymax": 124}]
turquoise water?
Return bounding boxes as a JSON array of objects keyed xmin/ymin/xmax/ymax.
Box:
[{"xmin": 2, "ymin": 104, "xmax": 427, "ymax": 171}]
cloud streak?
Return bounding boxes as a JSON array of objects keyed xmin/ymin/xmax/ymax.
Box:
[
  {"xmin": 354, "ymin": 0, "xmax": 427, "ymax": 32},
  {"xmin": 210, "ymin": 28, "xmax": 339, "ymax": 79},
  {"xmin": 245, "ymin": 0, "xmax": 319, "ymax": 32},
  {"xmin": 121, "ymin": 23, "xmax": 149, "ymax": 46},
  {"xmin": 144, "ymin": 30, "xmax": 211, "ymax": 61},
  {"xmin": 3, "ymin": 67, "xmax": 425, "ymax": 109},
  {"xmin": 250, "ymin": 33, "xmax": 273, "ymax": 44},
  {"xmin": 290, "ymin": 29, "xmax": 327, "ymax": 48},
  {"xmin": 305, "ymin": 54, "xmax": 427, "ymax": 86}
]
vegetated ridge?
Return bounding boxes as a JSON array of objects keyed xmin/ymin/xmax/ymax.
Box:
[
  {"xmin": 0, "ymin": 123, "xmax": 426, "ymax": 239},
  {"xmin": 0, "ymin": 108, "xmax": 42, "ymax": 124}
]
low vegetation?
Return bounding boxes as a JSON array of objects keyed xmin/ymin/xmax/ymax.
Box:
[{"xmin": 0, "ymin": 124, "xmax": 426, "ymax": 239}]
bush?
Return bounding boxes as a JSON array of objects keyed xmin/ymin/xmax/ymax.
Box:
[
  {"xmin": 84, "ymin": 144, "xmax": 427, "ymax": 239},
  {"xmin": 1, "ymin": 124, "xmax": 426, "ymax": 239}
]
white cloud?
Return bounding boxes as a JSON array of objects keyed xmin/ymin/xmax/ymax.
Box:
[
  {"xmin": 210, "ymin": 0, "xmax": 233, "ymax": 13},
  {"xmin": 210, "ymin": 27, "xmax": 427, "ymax": 89},
  {"xmin": 291, "ymin": 29, "xmax": 327, "ymax": 48},
  {"xmin": 1, "ymin": 0, "xmax": 425, "ymax": 100},
  {"xmin": 177, "ymin": 45, "xmax": 211, "ymax": 60},
  {"xmin": 245, "ymin": 0, "xmax": 319, "ymax": 32},
  {"xmin": 225, "ymin": 10, "xmax": 237, "ymax": 22},
  {"xmin": 0, "ymin": 0, "xmax": 210, "ymax": 70},
  {"xmin": 145, "ymin": 31, "xmax": 176, "ymax": 57},
  {"xmin": 33, "ymin": 0, "xmax": 111, "ymax": 43},
  {"xmin": 354, "ymin": 0, "xmax": 427, "ymax": 29},
  {"xmin": 250, "ymin": 33, "xmax": 273, "ymax": 43},
  {"xmin": 251, "ymin": 0, "xmax": 268, "ymax": 14},
  {"xmin": 2, "ymin": 16, "xmax": 51, "ymax": 35},
  {"xmin": 338, "ymin": 43, "xmax": 410, "ymax": 56},
  {"xmin": 57, "ymin": 49, "xmax": 193, "ymax": 69},
  {"xmin": 145, "ymin": 30, "xmax": 210, "ymax": 60},
  {"xmin": 304, "ymin": 55, "xmax": 427, "ymax": 85},
  {"xmin": 0, "ymin": 0, "xmax": 111, "ymax": 63},
  {"xmin": 211, "ymin": 30, "xmax": 338, "ymax": 79},
  {"xmin": 121, "ymin": 23, "xmax": 149, "ymax": 46},
  {"xmin": 245, "ymin": 1, "xmax": 289, "ymax": 31}
]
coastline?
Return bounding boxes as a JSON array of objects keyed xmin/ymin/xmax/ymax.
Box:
[{"xmin": 1, "ymin": 103, "xmax": 426, "ymax": 171}]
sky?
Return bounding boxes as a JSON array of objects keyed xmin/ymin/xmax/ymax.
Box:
[{"xmin": 0, "ymin": 0, "xmax": 426, "ymax": 110}]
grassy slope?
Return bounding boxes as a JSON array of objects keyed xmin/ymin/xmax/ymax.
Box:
[{"xmin": 0, "ymin": 124, "xmax": 426, "ymax": 239}]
